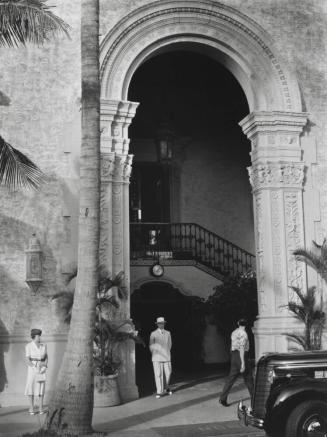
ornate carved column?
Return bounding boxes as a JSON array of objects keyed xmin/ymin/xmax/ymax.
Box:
[
  {"xmin": 100, "ymin": 99, "xmax": 139, "ymax": 401},
  {"xmin": 240, "ymin": 111, "xmax": 308, "ymax": 358}
]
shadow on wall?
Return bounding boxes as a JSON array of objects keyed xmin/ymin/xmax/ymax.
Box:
[
  {"xmin": 0, "ymin": 211, "xmax": 61, "ymax": 396},
  {"xmin": 0, "ymin": 319, "xmax": 9, "ymax": 396}
]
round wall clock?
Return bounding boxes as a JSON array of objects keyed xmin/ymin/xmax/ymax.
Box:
[{"xmin": 150, "ymin": 263, "xmax": 164, "ymax": 277}]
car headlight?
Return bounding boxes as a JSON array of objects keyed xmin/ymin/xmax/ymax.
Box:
[{"xmin": 268, "ymin": 369, "xmax": 276, "ymax": 384}]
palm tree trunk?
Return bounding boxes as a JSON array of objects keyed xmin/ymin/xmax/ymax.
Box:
[{"xmin": 47, "ymin": 1, "xmax": 100, "ymax": 434}]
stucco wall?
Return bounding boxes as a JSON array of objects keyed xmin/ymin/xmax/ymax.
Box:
[
  {"xmin": 0, "ymin": 1, "xmax": 81, "ymax": 337},
  {"xmin": 179, "ymin": 139, "xmax": 254, "ymax": 252}
]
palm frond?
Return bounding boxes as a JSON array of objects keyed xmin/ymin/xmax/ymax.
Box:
[
  {"xmin": 97, "ymin": 296, "xmax": 119, "ymax": 308},
  {"xmin": 0, "ymin": 0, "xmax": 70, "ymax": 47},
  {"xmin": 320, "ymin": 239, "xmax": 327, "ymax": 267},
  {"xmin": 51, "ymin": 290, "xmax": 74, "ymax": 324},
  {"xmin": 312, "ymin": 240, "xmax": 322, "ymax": 250},
  {"xmin": 51, "ymin": 290, "xmax": 73, "ymax": 301},
  {"xmin": 293, "ymin": 248, "xmax": 326, "ymax": 273},
  {"xmin": 63, "ymin": 267, "xmax": 78, "ymax": 286},
  {"xmin": 289, "ymin": 286, "xmax": 306, "ymax": 305},
  {"xmin": 283, "ymin": 333, "xmax": 307, "ymax": 350},
  {"xmin": 117, "ymin": 284, "xmax": 127, "ymax": 300},
  {"xmin": 0, "ymin": 135, "xmax": 45, "ymax": 189},
  {"xmin": 111, "ymin": 271, "xmax": 125, "ymax": 287},
  {"xmin": 287, "ymin": 302, "xmax": 306, "ymax": 321},
  {"xmin": 312, "ymin": 310, "xmax": 326, "ymax": 323}
]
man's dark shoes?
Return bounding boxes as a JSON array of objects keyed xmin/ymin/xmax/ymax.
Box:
[{"xmin": 219, "ymin": 399, "xmax": 229, "ymax": 407}]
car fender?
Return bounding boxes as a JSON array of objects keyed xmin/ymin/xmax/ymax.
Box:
[{"xmin": 265, "ymin": 379, "xmax": 327, "ymax": 430}]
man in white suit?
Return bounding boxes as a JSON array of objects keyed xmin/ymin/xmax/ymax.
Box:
[{"xmin": 149, "ymin": 316, "xmax": 173, "ymax": 398}]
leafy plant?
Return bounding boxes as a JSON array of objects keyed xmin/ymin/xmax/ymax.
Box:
[
  {"xmin": 52, "ymin": 267, "xmax": 144, "ymax": 376},
  {"xmin": 294, "ymin": 238, "xmax": 327, "ymax": 283},
  {"xmin": 284, "ymin": 286, "xmax": 325, "ymax": 350},
  {"xmin": 205, "ymin": 270, "xmax": 258, "ymax": 351},
  {"xmin": 283, "ymin": 239, "xmax": 327, "ymax": 351},
  {"xmin": 94, "ymin": 319, "xmax": 143, "ymax": 376}
]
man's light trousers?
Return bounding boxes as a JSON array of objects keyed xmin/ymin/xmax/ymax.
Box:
[{"xmin": 153, "ymin": 361, "xmax": 172, "ymax": 394}]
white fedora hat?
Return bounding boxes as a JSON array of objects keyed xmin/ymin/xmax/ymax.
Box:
[{"xmin": 156, "ymin": 317, "xmax": 166, "ymax": 324}]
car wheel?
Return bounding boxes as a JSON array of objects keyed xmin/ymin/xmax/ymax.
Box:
[{"xmin": 285, "ymin": 400, "xmax": 327, "ymax": 437}]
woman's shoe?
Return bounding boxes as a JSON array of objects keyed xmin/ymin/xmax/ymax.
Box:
[
  {"xmin": 219, "ymin": 399, "xmax": 230, "ymax": 407},
  {"xmin": 28, "ymin": 409, "xmax": 37, "ymax": 415},
  {"xmin": 39, "ymin": 409, "xmax": 47, "ymax": 415}
]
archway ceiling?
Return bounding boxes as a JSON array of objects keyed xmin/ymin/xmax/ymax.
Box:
[{"xmin": 100, "ymin": 0, "xmax": 302, "ymax": 113}]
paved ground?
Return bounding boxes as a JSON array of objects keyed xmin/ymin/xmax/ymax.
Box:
[{"xmin": 0, "ymin": 372, "xmax": 265, "ymax": 437}]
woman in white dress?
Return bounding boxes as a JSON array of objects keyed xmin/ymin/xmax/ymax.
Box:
[{"xmin": 25, "ymin": 328, "xmax": 48, "ymax": 415}]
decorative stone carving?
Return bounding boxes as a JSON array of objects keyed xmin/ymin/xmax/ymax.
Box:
[
  {"xmin": 284, "ymin": 192, "xmax": 305, "ymax": 299},
  {"xmin": 113, "ymin": 154, "xmax": 126, "ymax": 181},
  {"xmin": 254, "ymin": 191, "xmax": 267, "ymax": 314},
  {"xmin": 100, "ymin": 153, "xmax": 115, "ymax": 183},
  {"xmin": 248, "ymin": 162, "xmax": 305, "ymax": 191},
  {"xmin": 270, "ymin": 191, "xmax": 284, "ymax": 311},
  {"xmin": 100, "ymin": 2, "xmax": 302, "ymax": 111},
  {"xmin": 123, "ymin": 154, "xmax": 133, "ymax": 183}
]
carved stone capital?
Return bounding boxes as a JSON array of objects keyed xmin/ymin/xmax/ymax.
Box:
[
  {"xmin": 123, "ymin": 154, "xmax": 133, "ymax": 183},
  {"xmin": 241, "ymin": 111, "xmax": 308, "ymax": 163},
  {"xmin": 101, "ymin": 152, "xmax": 134, "ymax": 184},
  {"xmin": 248, "ymin": 162, "xmax": 305, "ymax": 191},
  {"xmin": 100, "ymin": 99, "xmax": 139, "ymax": 154},
  {"xmin": 240, "ymin": 111, "xmax": 308, "ymax": 140},
  {"xmin": 101, "ymin": 153, "xmax": 115, "ymax": 183},
  {"xmin": 113, "ymin": 154, "xmax": 127, "ymax": 181}
]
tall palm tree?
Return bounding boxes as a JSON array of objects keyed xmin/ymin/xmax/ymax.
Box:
[
  {"xmin": 0, "ymin": 0, "xmax": 70, "ymax": 190},
  {"xmin": 47, "ymin": 0, "xmax": 100, "ymax": 434}
]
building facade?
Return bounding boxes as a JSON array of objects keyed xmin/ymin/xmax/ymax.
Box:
[{"xmin": 0, "ymin": 0, "xmax": 326, "ymax": 405}]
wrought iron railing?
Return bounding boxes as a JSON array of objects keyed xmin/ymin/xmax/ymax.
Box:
[{"xmin": 130, "ymin": 222, "xmax": 255, "ymax": 276}]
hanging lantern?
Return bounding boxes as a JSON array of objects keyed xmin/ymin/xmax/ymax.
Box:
[
  {"xmin": 25, "ymin": 233, "xmax": 43, "ymax": 294},
  {"xmin": 156, "ymin": 120, "xmax": 174, "ymax": 163}
]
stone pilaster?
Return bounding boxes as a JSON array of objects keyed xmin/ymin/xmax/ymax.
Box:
[
  {"xmin": 100, "ymin": 99, "xmax": 139, "ymax": 401},
  {"xmin": 240, "ymin": 111, "xmax": 308, "ymax": 358}
]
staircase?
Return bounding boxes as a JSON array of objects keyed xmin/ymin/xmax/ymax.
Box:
[{"xmin": 130, "ymin": 222, "xmax": 255, "ymax": 277}]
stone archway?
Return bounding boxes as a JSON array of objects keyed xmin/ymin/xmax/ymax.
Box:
[{"xmin": 99, "ymin": 0, "xmax": 308, "ymax": 401}]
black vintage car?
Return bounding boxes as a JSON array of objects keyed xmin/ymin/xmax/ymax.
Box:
[{"xmin": 238, "ymin": 350, "xmax": 327, "ymax": 437}]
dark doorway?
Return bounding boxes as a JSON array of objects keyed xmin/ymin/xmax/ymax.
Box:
[
  {"xmin": 130, "ymin": 162, "xmax": 170, "ymax": 223},
  {"xmin": 131, "ymin": 282, "xmax": 206, "ymax": 396}
]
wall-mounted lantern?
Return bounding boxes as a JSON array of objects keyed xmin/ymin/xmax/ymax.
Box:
[
  {"xmin": 156, "ymin": 120, "xmax": 174, "ymax": 163},
  {"xmin": 25, "ymin": 233, "xmax": 43, "ymax": 294}
]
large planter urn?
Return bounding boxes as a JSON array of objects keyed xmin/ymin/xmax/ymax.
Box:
[{"xmin": 94, "ymin": 373, "xmax": 121, "ymax": 407}]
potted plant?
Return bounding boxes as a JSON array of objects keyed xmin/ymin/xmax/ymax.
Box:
[
  {"xmin": 52, "ymin": 266, "xmax": 144, "ymax": 407},
  {"xmin": 93, "ymin": 318, "xmax": 142, "ymax": 407}
]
